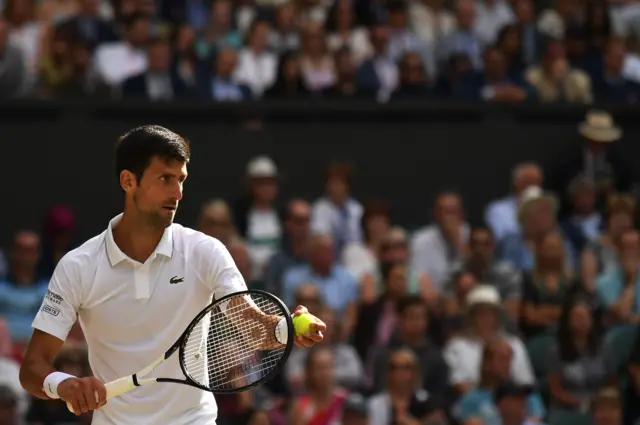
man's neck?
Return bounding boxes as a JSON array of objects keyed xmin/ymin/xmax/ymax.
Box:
[
  {"xmin": 113, "ymin": 213, "xmax": 165, "ymax": 263},
  {"xmin": 252, "ymin": 199, "xmax": 272, "ymax": 211}
]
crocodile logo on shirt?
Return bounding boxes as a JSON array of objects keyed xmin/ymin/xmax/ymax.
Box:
[{"xmin": 170, "ymin": 276, "xmax": 184, "ymax": 284}]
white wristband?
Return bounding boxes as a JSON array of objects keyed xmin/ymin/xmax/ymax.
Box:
[{"xmin": 43, "ymin": 372, "xmax": 75, "ymax": 399}]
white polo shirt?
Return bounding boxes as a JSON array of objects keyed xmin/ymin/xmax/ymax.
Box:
[{"xmin": 32, "ymin": 214, "xmax": 248, "ymax": 425}]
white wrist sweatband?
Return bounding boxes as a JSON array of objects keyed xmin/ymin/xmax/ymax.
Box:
[{"xmin": 43, "ymin": 372, "xmax": 75, "ymax": 399}]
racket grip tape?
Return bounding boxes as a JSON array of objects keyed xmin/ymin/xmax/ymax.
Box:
[{"xmin": 66, "ymin": 376, "xmax": 138, "ymax": 414}]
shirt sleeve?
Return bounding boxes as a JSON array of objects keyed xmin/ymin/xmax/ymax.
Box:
[
  {"xmin": 443, "ymin": 339, "xmax": 476, "ymax": 385},
  {"xmin": 31, "ymin": 255, "xmax": 82, "ymax": 341},
  {"xmin": 511, "ymin": 337, "xmax": 535, "ymax": 385},
  {"xmin": 198, "ymin": 237, "xmax": 248, "ymax": 299}
]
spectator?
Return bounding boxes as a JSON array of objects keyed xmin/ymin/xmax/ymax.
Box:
[
  {"xmin": 446, "ymin": 226, "xmax": 522, "ymax": 324},
  {"xmin": 433, "ymin": 53, "xmax": 473, "ymax": 97},
  {"xmin": 591, "ymin": 387, "xmax": 623, "ymax": 425},
  {"xmin": 37, "ymin": 204, "xmax": 76, "ymax": 280},
  {"xmin": 485, "ymin": 162, "xmax": 544, "ymax": 244},
  {"xmin": 459, "ymin": 46, "xmax": 534, "ymax": 102},
  {"xmin": 322, "ymin": 47, "xmax": 372, "ymax": 98},
  {"xmin": 369, "ymin": 295, "xmax": 449, "ymax": 396},
  {"xmin": 228, "ymin": 238, "xmax": 253, "ymax": 287},
  {"xmin": 592, "ymin": 37, "xmax": 640, "ymax": 104},
  {"xmin": 264, "ymin": 50, "xmax": 311, "ymax": 99},
  {"xmin": 496, "ymin": 24, "xmax": 526, "ymax": 79},
  {"xmin": 443, "ymin": 285, "xmax": 534, "ymax": 395},
  {"xmin": 197, "ymin": 199, "xmax": 237, "ymax": 246},
  {"xmin": 233, "ymin": 0, "xmax": 257, "ymax": 36},
  {"xmin": 264, "ymin": 199, "xmax": 311, "ymax": 297},
  {"xmin": 268, "ymin": 1, "xmax": 300, "ymax": 54},
  {"xmin": 0, "ymin": 231, "xmax": 48, "ymax": 346},
  {"xmin": 442, "ymin": 270, "xmax": 478, "ymax": 337},
  {"xmin": 0, "ymin": 18, "xmax": 26, "ymax": 98},
  {"xmin": 121, "ymin": 38, "xmax": 189, "ymax": 100},
  {"xmin": 474, "ymin": 0, "xmax": 515, "ymax": 46},
  {"xmin": 495, "ymin": 384, "xmax": 545, "ymax": 425},
  {"xmin": 62, "ymin": 0, "xmax": 117, "ymax": 46},
  {"xmin": 581, "ymin": 194, "xmax": 636, "ymax": 292},
  {"xmin": 596, "ymin": 229, "xmax": 640, "ymax": 327},
  {"xmin": 0, "ymin": 385, "xmax": 20, "ymax": 425},
  {"xmin": 209, "ymin": 47, "xmax": 252, "ymax": 101},
  {"xmin": 0, "ymin": 319, "xmax": 27, "ymax": 420},
  {"xmin": 341, "ymin": 199, "xmax": 390, "ymax": 285},
  {"xmin": 499, "ymin": 186, "xmax": 573, "ymax": 272},
  {"xmin": 584, "ymin": 0, "xmax": 612, "ymax": 52},
  {"xmin": 369, "ymin": 347, "xmax": 448, "ymax": 425},
  {"xmin": 609, "ymin": 0, "xmax": 640, "ymax": 38},
  {"xmin": 390, "ymin": 51, "xmax": 432, "ymax": 99},
  {"xmin": 325, "ymin": 0, "xmax": 372, "ymax": 66},
  {"xmin": 93, "ymin": 12, "xmax": 150, "ymax": 87},
  {"xmin": 525, "ymin": 40, "xmax": 593, "ymax": 104},
  {"xmin": 282, "ymin": 234, "xmax": 358, "ymax": 339},
  {"xmin": 386, "ymin": 0, "xmax": 435, "ymax": 80},
  {"xmin": 38, "ymin": 22, "xmax": 76, "ymax": 98},
  {"xmin": 561, "ymin": 176, "xmax": 601, "ymax": 256},
  {"xmin": 537, "ymin": 0, "xmax": 581, "ymax": 40},
  {"xmin": 512, "ymin": 0, "xmax": 545, "ymax": 67},
  {"xmin": 521, "ymin": 231, "xmax": 572, "ymax": 339},
  {"xmin": 408, "ymin": 0, "xmax": 456, "ymax": 48},
  {"xmin": 439, "ymin": 0, "xmax": 483, "ymax": 69},
  {"xmin": 289, "ymin": 347, "xmax": 349, "ymax": 425},
  {"xmin": 233, "ymin": 19, "xmax": 278, "ymax": 98},
  {"xmin": 311, "ymin": 161, "xmax": 363, "ymax": 256},
  {"xmin": 355, "ymin": 23, "xmax": 399, "ymax": 102},
  {"xmin": 354, "ymin": 260, "xmax": 409, "ymax": 364},
  {"xmin": 340, "ymin": 393, "xmax": 369, "ymax": 425},
  {"xmin": 458, "ymin": 340, "xmax": 545, "ymax": 424},
  {"xmin": 52, "ymin": 37, "xmax": 103, "ymax": 98},
  {"xmin": 411, "ymin": 191, "xmax": 468, "ymax": 295},
  {"xmin": 298, "ymin": 20, "xmax": 335, "ymax": 92},
  {"xmin": 285, "ymin": 307, "xmax": 363, "ymax": 394},
  {"xmin": 234, "ymin": 156, "xmax": 283, "ymax": 284},
  {"xmin": 196, "ymin": 0, "xmax": 242, "ymax": 58},
  {"xmin": 174, "ymin": 24, "xmax": 201, "ymax": 89},
  {"xmin": 548, "ymin": 296, "xmax": 615, "ymax": 423}
]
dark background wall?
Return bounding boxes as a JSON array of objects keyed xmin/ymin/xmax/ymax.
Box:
[{"xmin": 2, "ymin": 101, "xmax": 639, "ymax": 244}]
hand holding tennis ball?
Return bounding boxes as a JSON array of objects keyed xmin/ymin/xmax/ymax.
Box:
[{"xmin": 292, "ymin": 306, "xmax": 326, "ymax": 348}]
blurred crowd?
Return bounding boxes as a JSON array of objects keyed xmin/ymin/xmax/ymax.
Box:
[
  {"xmin": 1, "ymin": 107, "xmax": 640, "ymax": 425},
  {"xmin": 1, "ymin": 0, "xmax": 640, "ymax": 103}
]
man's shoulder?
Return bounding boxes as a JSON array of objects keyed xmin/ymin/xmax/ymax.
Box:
[
  {"xmin": 59, "ymin": 231, "xmax": 108, "ymax": 269},
  {"xmin": 172, "ymin": 224, "xmax": 225, "ymax": 252}
]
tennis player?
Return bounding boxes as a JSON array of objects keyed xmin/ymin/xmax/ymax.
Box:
[{"xmin": 19, "ymin": 125, "xmax": 326, "ymax": 424}]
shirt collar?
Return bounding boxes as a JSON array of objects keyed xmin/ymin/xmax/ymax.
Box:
[{"xmin": 105, "ymin": 213, "xmax": 174, "ymax": 266}]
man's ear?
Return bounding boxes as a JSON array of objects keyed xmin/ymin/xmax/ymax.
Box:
[{"xmin": 120, "ymin": 170, "xmax": 136, "ymax": 193}]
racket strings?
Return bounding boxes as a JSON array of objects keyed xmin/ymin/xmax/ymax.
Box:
[{"xmin": 182, "ymin": 294, "xmax": 287, "ymax": 391}]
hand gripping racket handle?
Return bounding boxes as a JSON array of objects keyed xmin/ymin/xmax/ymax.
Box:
[{"xmin": 66, "ymin": 376, "xmax": 139, "ymax": 414}]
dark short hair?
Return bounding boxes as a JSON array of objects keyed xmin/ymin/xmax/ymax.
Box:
[
  {"xmin": 116, "ymin": 125, "xmax": 190, "ymax": 184},
  {"xmin": 396, "ymin": 294, "xmax": 425, "ymax": 315},
  {"xmin": 122, "ymin": 12, "xmax": 149, "ymax": 30}
]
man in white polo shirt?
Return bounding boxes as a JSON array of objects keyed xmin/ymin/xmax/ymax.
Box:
[{"xmin": 19, "ymin": 125, "xmax": 325, "ymax": 424}]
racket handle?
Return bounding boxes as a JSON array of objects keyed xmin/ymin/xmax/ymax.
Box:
[{"xmin": 66, "ymin": 376, "xmax": 138, "ymax": 414}]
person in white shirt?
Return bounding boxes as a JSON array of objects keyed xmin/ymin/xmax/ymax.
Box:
[
  {"xmin": 233, "ymin": 19, "xmax": 278, "ymax": 98},
  {"xmin": 19, "ymin": 125, "xmax": 326, "ymax": 425}
]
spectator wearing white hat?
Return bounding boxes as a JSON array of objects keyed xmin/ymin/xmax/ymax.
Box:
[
  {"xmin": 443, "ymin": 285, "xmax": 535, "ymax": 395},
  {"xmin": 233, "ymin": 156, "xmax": 284, "ymax": 285},
  {"xmin": 498, "ymin": 186, "xmax": 576, "ymax": 272}
]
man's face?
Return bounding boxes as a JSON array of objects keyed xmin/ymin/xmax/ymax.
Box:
[
  {"xmin": 435, "ymin": 194, "xmax": 462, "ymax": 228},
  {"xmin": 399, "ymin": 304, "xmax": 427, "ymax": 337},
  {"xmin": 456, "ymin": 1, "xmax": 475, "ymax": 28},
  {"xmin": 285, "ymin": 201, "xmax": 311, "ymax": 240},
  {"xmin": 198, "ymin": 206, "xmax": 232, "ymax": 241},
  {"xmin": 250, "ymin": 177, "xmax": 278, "ymax": 204},
  {"xmin": 128, "ymin": 18, "xmax": 150, "ymax": 47},
  {"xmin": 127, "ymin": 157, "xmax": 187, "ymax": 228},
  {"xmin": 216, "ymin": 49, "xmax": 238, "ymax": 77},
  {"xmin": 484, "ymin": 49, "xmax": 506, "ymax": 79},
  {"xmin": 11, "ymin": 232, "xmax": 40, "ymax": 271},
  {"xmin": 309, "ymin": 237, "xmax": 334, "ymax": 271},
  {"xmin": 147, "ymin": 42, "xmax": 171, "ymax": 72},
  {"xmin": 497, "ymin": 396, "xmax": 527, "ymax": 425},
  {"xmin": 470, "ymin": 229, "xmax": 494, "ymax": 262}
]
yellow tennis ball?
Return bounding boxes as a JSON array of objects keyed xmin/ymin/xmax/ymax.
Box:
[{"xmin": 293, "ymin": 313, "xmax": 314, "ymax": 336}]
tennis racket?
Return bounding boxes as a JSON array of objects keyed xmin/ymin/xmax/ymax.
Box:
[{"xmin": 67, "ymin": 289, "xmax": 294, "ymax": 413}]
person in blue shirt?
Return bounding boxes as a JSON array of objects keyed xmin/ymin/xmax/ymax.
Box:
[
  {"xmin": 0, "ymin": 231, "xmax": 49, "ymax": 345},
  {"xmin": 283, "ymin": 234, "xmax": 358, "ymax": 340},
  {"xmin": 458, "ymin": 339, "xmax": 545, "ymax": 425}
]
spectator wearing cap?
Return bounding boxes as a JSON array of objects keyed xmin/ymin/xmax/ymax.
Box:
[
  {"xmin": 411, "ymin": 191, "xmax": 469, "ymax": 296},
  {"xmin": 560, "ymin": 175, "xmax": 601, "ymax": 255},
  {"xmin": 264, "ymin": 199, "xmax": 311, "ymax": 297},
  {"xmin": 581, "ymin": 194, "xmax": 636, "ymax": 290},
  {"xmin": 520, "ymin": 231, "xmax": 573, "ymax": 339},
  {"xmin": 438, "ymin": 0, "xmax": 483, "ymax": 70},
  {"xmin": 311, "ymin": 161, "xmax": 363, "ymax": 257},
  {"xmin": 445, "ymin": 226, "xmax": 522, "ymax": 326},
  {"xmin": 282, "ymin": 234, "xmax": 358, "ymax": 339},
  {"xmin": 495, "ymin": 384, "xmax": 544, "ymax": 425},
  {"xmin": 474, "ymin": 0, "xmax": 515, "ymax": 47},
  {"xmin": 485, "ymin": 162, "xmax": 543, "ymax": 244},
  {"xmin": 355, "ymin": 23, "xmax": 399, "ymax": 102},
  {"xmin": 0, "ymin": 385, "xmax": 19, "ymax": 425},
  {"xmin": 197, "ymin": 199, "xmax": 237, "ymax": 247},
  {"xmin": 93, "ymin": 12, "xmax": 150, "ymax": 86},
  {"xmin": 341, "ymin": 393, "xmax": 369, "ymax": 425},
  {"xmin": 0, "ymin": 231, "xmax": 48, "ymax": 346},
  {"xmin": 525, "ymin": 40, "xmax": 593, "ymax": 104},
  {"xmin": 369, "ymin": 347, "xmax": 449, "ymax": 425},
  {"xmin": 369, "ymin": 296, "xmax": 449, "ymax": 398},
  {"xmin": 548, "ymin": 297, "xmax": 615, "ymax": 423},
  {"xmin": 591, "ymin": 387, "xmax": 623, "ymax": 425},
  {"xmin": 596, "ymin": 229, "xmax": 640, "ymax": 327},
  {"xmin": 550, "ymin": 110, "xmax": 632, "ymax": 211},
  {"xmin": 233, "ymin": 19, "xmax": 278, "ymax": 98},
  {"xmin": 233, "ymin": 156, "xmax": 283, "ymax": 285},
  {"xmin": 458, "ymin": 341, "xmax": 545, "ymax": 425},
  {"xmin": 408, "ymin": 0, "xmax": 456, "ymax": 48},
  {"xmin": 122, "ymin": 38, "xmax": 190, "ymax": 101},
  {"xmin": 443, "ymin": 285, "xmax": 534, "ymax": 395},
  {"xmin": 499, "ymin": 186, "xmax": 575, "ymax": 272},
  {"xmin": 592, "ymin": 37, "xmax": 640, "ymax": 104}
]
